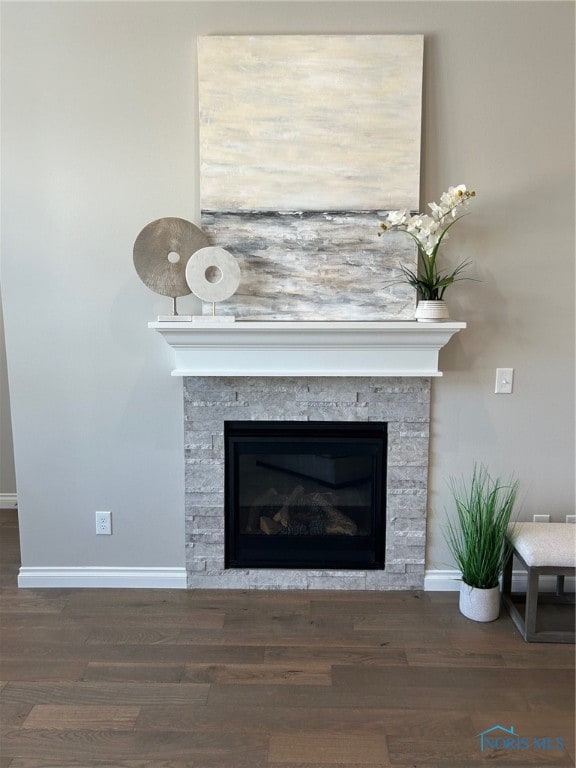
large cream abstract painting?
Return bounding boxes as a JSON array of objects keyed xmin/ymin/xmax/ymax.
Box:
[{"xmin": 198, "ymin": 35, "xmax": 423, "ymax": 320}]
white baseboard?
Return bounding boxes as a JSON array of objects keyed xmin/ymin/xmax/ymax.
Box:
[
  {"xmin": 0, "ymin": 493, "xmax": 18, "ymax": 508},
  {"xmin": 16, "ymin": 566, "xmax": 574, "ymax": 592},
  {"xmin": 424, "ymin": 570, "xmax": 463, "ymax": 591},
  {"xmin": 18, "ymin": 566, "xmax": 187, "ymax": 589},
  {"xmin": 425, "ymin": 569, "xmax": 575, "ymax": 593}
]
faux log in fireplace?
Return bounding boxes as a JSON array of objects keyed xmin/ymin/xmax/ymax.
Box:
[{"xmin": 224, "ymin": 421, "xmax": 387, "ymax": 570}]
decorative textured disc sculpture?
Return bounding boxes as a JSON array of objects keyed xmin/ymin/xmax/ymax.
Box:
[
  {"xmin": 185, "ymin": 246, "xmax": 241, "ymax": 315},
  {"xmin": 133, "ymin": 217, "xmax": 210, "ymax": 317}
]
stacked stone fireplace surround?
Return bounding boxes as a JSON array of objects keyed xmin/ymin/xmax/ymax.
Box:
[{"xmin": 184, "ymin": 375, "xmax": 431, "ymax": 590}]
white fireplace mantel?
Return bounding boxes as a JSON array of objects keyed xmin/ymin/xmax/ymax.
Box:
[{"xmin": 149, "ymin": 320, "xmax": 466, "ymax": 377}]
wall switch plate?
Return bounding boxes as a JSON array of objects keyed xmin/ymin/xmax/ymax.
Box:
[
  {"xmin": 566, "ymin": 515, "xmax": 576, "ymax": 524},
  {"xmin": 95, "ymin": 510, "xmax": 112, "ymax": 535},
  {"xmin": 533, "ymin": 514, "xmax": 550, "ymax": 523},
  {"xmin": 495, "ymin": 368, "xmax": 514, "ymax": 394}
]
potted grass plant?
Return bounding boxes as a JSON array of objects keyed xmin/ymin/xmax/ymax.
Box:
[{"xmin": 444, "ymin": 465, "xmax": 519, "ymax": 622}]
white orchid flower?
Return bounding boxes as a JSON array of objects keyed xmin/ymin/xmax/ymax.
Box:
[
  {"xmin": 417, "ymin": 215, "xmax": 438, "ymax": 237},
  {"xmin": 428, "ymin": 201, "xmax": 446, "ymax": 219},
  {"xmin": 406, "ymin": 215, "xmax": 423, "ymax": 232},
  {"xmin": 386, "ymin": 208, "xmax": 409, "ymax": 226}
]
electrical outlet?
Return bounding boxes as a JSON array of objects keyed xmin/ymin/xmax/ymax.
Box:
[
  {"xmin": 95, "ymin": 510, "xmax": 112, "ymax": 535},
  {"xmin": 533, "ymin": 514, "xmax": 550, "ymax": 523},
  {"xmin": 566, "ymin": 515, "xmax": 576, "ymax": 524},
  {"xmin": 495, "ymin": 368, "xmax": 514, "ymax": 394}
]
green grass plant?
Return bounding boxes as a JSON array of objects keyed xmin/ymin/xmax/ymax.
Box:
[{"xmin": 444, "ymin": 465, "xmax": 519, "ymax": 589}]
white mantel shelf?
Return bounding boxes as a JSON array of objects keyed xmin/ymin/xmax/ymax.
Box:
[{"xmin": 149, "ymin": 320, "xmax": 466, "ymax": 377}]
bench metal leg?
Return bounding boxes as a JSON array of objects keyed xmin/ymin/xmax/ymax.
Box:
[
  {"xmin": 501, "ymin": 546, "xmax": 575, "ymax": 643},
  {"xmin": 502, "ymin": 550, "xmax": 513, "ymax": 597},
  {"xmin": 524, "ymin": 568, "xmax": 540, "ymax": 640}
]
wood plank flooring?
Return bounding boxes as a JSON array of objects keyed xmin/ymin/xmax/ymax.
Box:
[{"xmin": 1, "ymin": 508, "xmax": 574, "ymax": 767}]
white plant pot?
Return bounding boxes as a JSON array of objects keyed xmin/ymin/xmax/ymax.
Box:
[
  {"xmin": 414, "ymin": 300, "xmax": 450, "ymax": 322},
  {"xmin": 459, "ymin": 582, "xmax": 501, "ymax": 622}
]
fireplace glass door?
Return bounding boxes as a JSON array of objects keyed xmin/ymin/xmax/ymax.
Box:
[{"xmin": 225, "ymin": 421, "xmax": 387, "ymax": 569}]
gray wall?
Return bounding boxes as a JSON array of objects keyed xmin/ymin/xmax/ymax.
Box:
[
  {"xmin": 0, "ymin": 290, "xmax": 17, "ymax": 497},
  {"xmin": 1, "ymin": 1, "xmax": 574, "ymax": 574}
]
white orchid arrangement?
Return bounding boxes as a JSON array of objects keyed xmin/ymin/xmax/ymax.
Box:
[{"xmin": 379, "ymin": 184, "xmax": 476, "ymax": 300}]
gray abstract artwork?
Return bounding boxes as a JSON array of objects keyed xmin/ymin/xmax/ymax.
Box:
[{"xmin": 198, "ymin": 35, "xmax": 423, "ymax": 320}]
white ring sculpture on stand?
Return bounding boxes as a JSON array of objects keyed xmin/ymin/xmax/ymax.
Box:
[{"xmin": 185, "ymin": 246, "xmax": 241, "ymax": 304}]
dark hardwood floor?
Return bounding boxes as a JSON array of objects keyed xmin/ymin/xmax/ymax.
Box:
[{"xmin": 0, "ymin": 508, "xmax": 574, "ymax": 767}]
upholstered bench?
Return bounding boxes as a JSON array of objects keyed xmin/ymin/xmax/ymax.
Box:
[{"xmin": 501, "ymin": 523, "xmax": 575, "ymax": 643}]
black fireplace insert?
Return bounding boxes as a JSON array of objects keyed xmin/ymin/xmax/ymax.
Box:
[{"xmin": 224, "ymin": 421, "xmax": 387, "ymax": 569}]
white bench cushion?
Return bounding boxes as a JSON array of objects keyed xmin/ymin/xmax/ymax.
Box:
[{"xmin": 508, "ymin": 522, "xmax": 576, "ymax": 568}]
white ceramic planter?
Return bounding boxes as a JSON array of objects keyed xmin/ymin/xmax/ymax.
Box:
[
  {"xmin": 415, "ymin": 300, "xmax": 450, "ymax": 322},
  {"xmin": 459, "ymin": 582, "xmax": 501, "ymax": 622}
]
